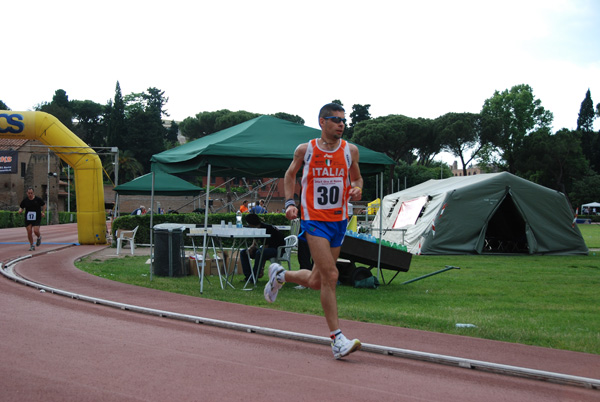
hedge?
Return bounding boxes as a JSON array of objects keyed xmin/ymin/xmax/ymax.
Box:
[
  {"xmin": 0, "ymin": 211, "xmax": 78, "ymax": 228},
  {"xmin": 578, "ymin": 214, "xmax": 600, "ymax": 223}
]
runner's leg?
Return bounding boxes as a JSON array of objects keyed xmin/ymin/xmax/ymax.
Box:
[
  {"xmin": 25, "ymin": 224, "xmax": 34, "ymax": 246},
  {"xmin": 306, "ymin": 234, "xmax": 341, "ymax": 332}
]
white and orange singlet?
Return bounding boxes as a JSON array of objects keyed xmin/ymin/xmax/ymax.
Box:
[{"xmin": 300, "ymin": 138, "xmax": 352, "ymax": 222}]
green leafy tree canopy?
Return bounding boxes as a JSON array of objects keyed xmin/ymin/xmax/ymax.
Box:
[
  {"xmin": 480, "ymin": 84, "xmax": 554, "ymax": 173},
  {"xmin": 435, "ymin": 112, "xmax": 486, "ymax": 175},
  {"xmin": 271, "ymin": 112, "xmax": 305, "ymax": 125}
]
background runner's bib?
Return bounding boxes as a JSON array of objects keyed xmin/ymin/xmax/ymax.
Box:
[{"xmin": 301, "ymin": 139, "xmax": 351, "ymax": 222}]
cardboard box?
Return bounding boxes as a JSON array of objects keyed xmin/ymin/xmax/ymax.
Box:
[
  {"xmin": 212, "ymin": 250, "xmax": 244, "ymax": 275},
  {"xmin": 188, "ymin": 253, "xmax": 229, "ymax": 276},
  {"xmin": 188, "ymin": 255, "xmax": 214, "ymax": 276},
  {"xmin": 227, "ymin": 250, "xmax": 245, "ymax": 275},
  {"xmin": 187, "ymin": 250, "xmax": 247, "ymax": 277}
]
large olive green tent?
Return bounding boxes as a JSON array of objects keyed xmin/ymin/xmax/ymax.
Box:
[
  {"xmin": 150, "ymin": 115, "xmax": 395, "ymax": 177},
  {"xmin": 372, "ymin": 172, "xmax": 588, "ymax": 255}
]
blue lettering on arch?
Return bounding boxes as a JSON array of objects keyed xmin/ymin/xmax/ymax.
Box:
[{"xmin": 0, "ymin": 113, "xmax": 25, "ymax": 134}]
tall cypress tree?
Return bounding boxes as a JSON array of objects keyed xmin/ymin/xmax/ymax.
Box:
[
  {"xmin": 577, "ymin": 89, "xmax": 595, "ymax": 132},
  {"xmin": 105, "ymin": 81, "xmax": 127, "ymax": 151},
  {"xmin": 577, "ymin": 89, "xmax": 599, "ymax": 172}
]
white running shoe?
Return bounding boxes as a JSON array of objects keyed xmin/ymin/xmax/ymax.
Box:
[
  {"xmin": 264, "ymin": 263, "xmax": 285, "ymax": 303},
  {"xmin": 331, "ymin": 334, "xmax": 361, "ymax": 360}
]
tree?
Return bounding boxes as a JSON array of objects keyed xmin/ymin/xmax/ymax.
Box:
[
  {"xmin": 514, "ymin": 128, "xmax": 588, "ymax": 197},
  {"xmin": 577, "ymin": 89, "xmax": 595, "ymax": 132},
  {"xmin": 352, "ymin": 115, "xmax": 418, "ymax": 193},
  {"xmin": 346, "ymin": 104, "xmax": 371, "ymax": 140},
  {"xmin": 123, "ymin": 88, "xmax": 169, "ymax": 171},
  {"xmin": 103, "ymin": 150, "xmax": 144, "ymax": 184},
  {"xmin": 480, "ymin": 84, "xmax": 554, "ymax": 173},
  {"xmin": 271, "ymin": 112, "xmax": 305, "ymax": 125},
  {"xmin": 52, "ymin": 89, "xmax": 70, "ymax": 109},
  {"xmin": 213, "ymin": 110, "xmax": 259, "ymax": 132},
  {"xmin": 349, "ymin": 104, "xmax": 371, "ymax": 128},
  {"xmin": 394, "ymin": 161, "xmax": 451, "ymax": 189},
  {"xmin": 37, "ymin": 89, "xmax": 73, "ymax": 129},
  {"xmin": 352, "ymin": 115, "xmax": 417, "ymax": 164},
  {"xmin": 179, "ymin": 110, "xmax": 259, "ymax": 140},
  {"xmin": 165, "ymin": 120, "xmax": 180, "ymax": 144},
  {"xmin": 411, "ymin": 117, "xmax": 439, "ymax": 166},
  {"xmin": 570, "ymin": 174, "xmax": 600, "ymax": 213},
  {"xmin": 179, "ymin": 115, "xmax": 205, "ymax": 141},
  {"xmin": 435, "ymin": 112, "xmax": 486, "ymax": 175},
  {"xmin": 105, "ymin": 82, "xmax": 127, "ymax": 151},
  {"xmin": 105, "ymin": 86, "xmax": 172, "ymax": 171},
  {"xmin": 143, "ymin": 87, "xmax": 169, "ymax": 119},
  {"xmin": 0, "ymin": 100, "xmax": 10, "ymax": 110},
  {"xmin": 71, "ymin": 100, "xmax": 105, "ymax": 147},
  {"xmin": 576, "ymin": 89, "xmax": 599, "ymax": 173}
]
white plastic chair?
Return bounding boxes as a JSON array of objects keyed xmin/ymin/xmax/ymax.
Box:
[
  {"xmin": 270, "ymin": 235, "xmax": 298, "ymax": 270},
  {"xmin": 116, "ymin": 226, "xmax": 139, "ymax": 255}
]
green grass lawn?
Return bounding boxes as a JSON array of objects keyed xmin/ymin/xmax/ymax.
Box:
[
  {"xmin": 75, "ymin": 224, "xmax": 600, "ymax": 355},
  {"xmin": 578, "ymin": 224, "xmax": 600, "ymax": 248}
]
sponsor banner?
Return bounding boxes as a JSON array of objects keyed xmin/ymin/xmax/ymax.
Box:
[{"xmin": 0, "ymin": 150, "xmax": 18, "ymax": 174}]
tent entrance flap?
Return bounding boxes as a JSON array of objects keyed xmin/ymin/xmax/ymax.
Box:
[{"xmin": 480, "ymin": 194, "xmax": 529, "ymax": 254}]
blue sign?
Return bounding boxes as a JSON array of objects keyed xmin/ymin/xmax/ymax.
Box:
[{"xmin": 0, "ymin": 113, "xmax": 25, "ymax": 134}]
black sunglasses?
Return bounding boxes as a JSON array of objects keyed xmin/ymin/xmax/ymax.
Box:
[{"xmin": 324, "ymin": 116, "xmax": 347, "ymax": 124}]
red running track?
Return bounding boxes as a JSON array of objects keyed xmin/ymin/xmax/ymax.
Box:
[{"xmin": 0, "ymin": 224, "xmax": 599, "ymax": 401}]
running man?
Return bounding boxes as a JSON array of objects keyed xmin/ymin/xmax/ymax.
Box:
[
  {"xmin": 264, "ymin": 103, "xmax": 364, "ymax": 359},
  {"xmin": 18, "ymin": 187, "xmax": 46, "ymax": 251}
]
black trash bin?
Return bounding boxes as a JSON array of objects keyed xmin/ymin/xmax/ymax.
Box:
[{"xmin": 153, "ymin": 223, "xmax": 186, "ymax": 277}]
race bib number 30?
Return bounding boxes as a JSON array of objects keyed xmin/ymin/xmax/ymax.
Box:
[
  {"xmin": 313, "ymin": 177, "xmax": 344, "ymax": 210},
  {"xmin": 26, "ymin": 211, "xmax": 37, "ymax": 220}
]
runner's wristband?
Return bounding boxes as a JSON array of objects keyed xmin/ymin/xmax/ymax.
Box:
[{"xmin": 285, "ymin": 199, "xmax": 296, "ymax": 209}]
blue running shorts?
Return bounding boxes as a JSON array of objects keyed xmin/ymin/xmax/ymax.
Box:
[{"xmin": 300, "ymin": 220, "xmax": 348, "ymax": 248}]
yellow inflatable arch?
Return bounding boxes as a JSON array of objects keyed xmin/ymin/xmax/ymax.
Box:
[{"xmin": 0, "ymin": 111, "xmax": 106, "ymax": 244}]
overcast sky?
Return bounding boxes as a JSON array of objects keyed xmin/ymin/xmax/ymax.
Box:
[{"xmin": 3, "ymin": 0, "xmax": 599, "ymax": 139}]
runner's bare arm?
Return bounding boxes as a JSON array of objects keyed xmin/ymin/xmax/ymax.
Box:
[{"xmin": 348, "ymin": 144, "xmax": 363, "ymax": 201}]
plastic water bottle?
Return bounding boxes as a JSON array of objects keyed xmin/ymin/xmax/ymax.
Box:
[{"xmin": 236, "ymin": 211, "xmax": 242, "ymax": 228}]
